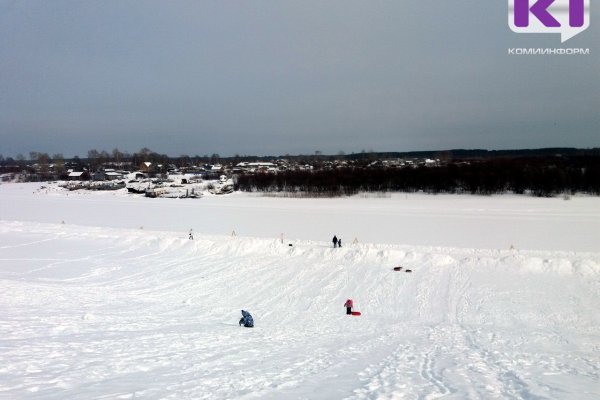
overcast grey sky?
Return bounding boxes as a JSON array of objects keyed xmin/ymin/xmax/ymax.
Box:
[{"xmin": 1, "ymin": 1, "xmax": 599, "ymax": 158}]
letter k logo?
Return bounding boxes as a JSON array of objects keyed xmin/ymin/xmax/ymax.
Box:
[
  {"xmin": 508, "ymin": 0, "xmax": 589, "ymax": 42},
  {"xmin": 514, "ymin": 0, "xmax": 560, "ymax": 27}
]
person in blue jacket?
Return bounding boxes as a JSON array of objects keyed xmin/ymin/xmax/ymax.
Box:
[{"xmin": 239, "ymin": 310, "xmax": 254, "ymax": 328}]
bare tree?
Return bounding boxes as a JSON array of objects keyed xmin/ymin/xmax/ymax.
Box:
[
  {"xmin": 16, "ymin": 154, "xmax": 26, "ymax": 168},
  {"xmin": 52, "ymin": 153, "xmax": 65, "ymax": 174},
  {"xmin": 112, "ymin": 148, "xmax": 124, "ymax": 164},
  {"xmin": 37, "ymin": 153, "xmax": 51, "ymax": 175},
  {"xmin": 88, "ymin": 149, "xmax": 100, "ymax": 172},
  {"xmin": 99, "ymin": 150, "xmax": 109, "ymax": 167}
]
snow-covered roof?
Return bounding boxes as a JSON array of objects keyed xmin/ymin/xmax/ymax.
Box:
[{"xmin": 236, "ymin": 162, "xmax": 276, "ymax": 168}]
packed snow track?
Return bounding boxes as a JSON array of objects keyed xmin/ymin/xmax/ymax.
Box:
[{"xmin": 1, "ymin": 222, "xmax": 598, "ymax": 399}]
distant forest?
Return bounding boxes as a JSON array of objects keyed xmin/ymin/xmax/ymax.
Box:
[{"xmin": 236, "ymin": 152, "xmax": 600, "ymax": 197}]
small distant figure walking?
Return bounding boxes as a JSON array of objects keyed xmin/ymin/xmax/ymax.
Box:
[
  {"xmin": 332, "ymin": 235, "xmax": 338, "ymax": 248},
  {"xmin": 344, "ymin": 298, "xmax": 353, "ymax": 315},
  {"xmin": 239, "ymin": 310, "xmax": 254, "ymax": 328},
  {"xmin": 189, "ymin": 229, "xmax": 194, "ymax": 240},
  {"xmin": 338, "ymin": 238, "xmax": 342, "ymax": 248}
]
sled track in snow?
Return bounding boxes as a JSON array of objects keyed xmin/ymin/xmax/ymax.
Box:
[{"xmin": 0, "ymin": 222, "xmax": 599, "ymax": 399}]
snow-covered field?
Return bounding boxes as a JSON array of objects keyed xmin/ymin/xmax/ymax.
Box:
[{"xmin": 1, "ymin": 183, "xmax": 599, "ymax": 399}]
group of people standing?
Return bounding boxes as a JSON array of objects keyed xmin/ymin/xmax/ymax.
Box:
[{"xmin": 332, "ymin": 235, "xmax": 342, "ymax": 248}]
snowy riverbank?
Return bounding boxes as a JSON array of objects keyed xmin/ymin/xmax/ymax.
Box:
[{"xmin": 1, "ymin": 182, "xmax": 599, "ymax": 252}]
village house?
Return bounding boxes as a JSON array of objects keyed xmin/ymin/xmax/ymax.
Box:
[{"xmin": 68, "ymin": 171, "xmax": 88, "ymax": 181}]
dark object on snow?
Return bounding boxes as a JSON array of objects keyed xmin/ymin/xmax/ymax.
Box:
[
  {"xmin": 332, "ymin": 235, "xmax": 338, "ymax": 248},
  {"xmin": 239, "ymin": 310, "xmax": 254, "ymax": 327},
  {"xmin": 344, "ymin": 299, "xmax": 353, "ymax": 315},
  {"xmin": 393, "ymin": 266, "xmax": 402, "ymax": 271},
  {"xmin": 289, "ymin": 243, "xmax": 293, "ymax": 246},
  {"xmin": 338, "ymin": 238, "xmax": 342, "ymax": 247},
  {"xmin": 351, "ymin": 311, "xmax": 361, "ymax": 316},
  {"xmin": 405, "ymin": 269, "xmax": 412, "ymax": 273}
]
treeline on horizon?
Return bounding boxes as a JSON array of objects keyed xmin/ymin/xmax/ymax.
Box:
[
  {"xmin": 236, "ymin": 155, "xmax": 600, "ymax": 197},
  {"xmin": 2, "ymin": 147, "xmax": 599, "ymax": 197},
  {"xmin": 1, "ymin": 147, "xmax": 600, "ymax": 165}
]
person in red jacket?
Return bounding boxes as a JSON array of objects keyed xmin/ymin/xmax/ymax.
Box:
[{"xmin": 344, "ymin": 299, "xmax": 353, "ymax": 315}]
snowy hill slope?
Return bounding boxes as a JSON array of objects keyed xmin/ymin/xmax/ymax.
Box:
[{"xmin": 1, "ymin": 221, "xmax": 599, "ymax": 399}]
